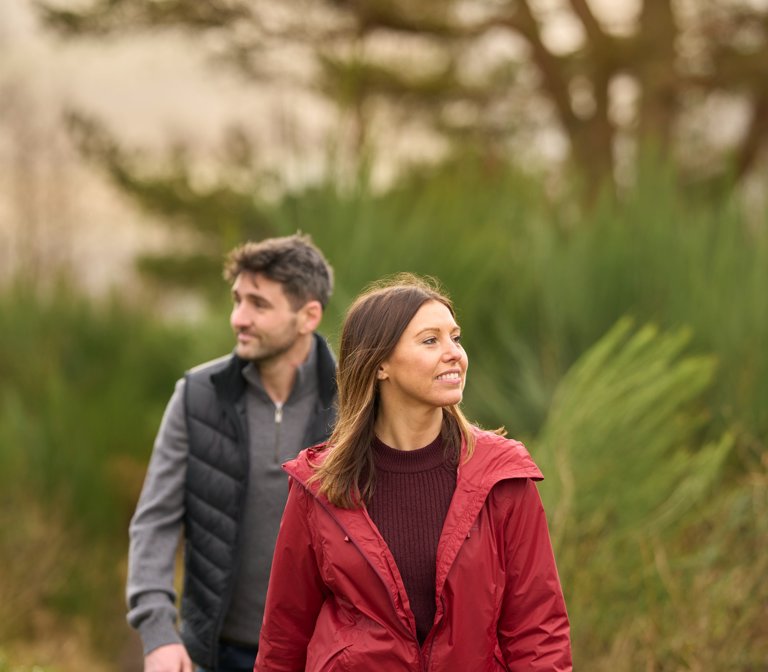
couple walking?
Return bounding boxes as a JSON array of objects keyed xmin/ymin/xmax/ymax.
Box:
[{"xmin": 127, "ymin": 234, "xmax": 571, "ymax": 672}]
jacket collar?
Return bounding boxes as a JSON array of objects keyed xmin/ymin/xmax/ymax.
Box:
[{"xmin": 433, "ymin": 427, "xmax": 542, "ymax": 598}]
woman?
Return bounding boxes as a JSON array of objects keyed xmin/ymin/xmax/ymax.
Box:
[{"xmin": 255, "ymin": 274, "xmax": 572, "ymax": 671}]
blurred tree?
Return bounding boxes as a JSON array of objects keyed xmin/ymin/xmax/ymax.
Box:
[
  {"xmin": 61, "ymin": 113, "xmax": 276, "ymax": 298},
  {"xmin": 0, "ymin": 79, "xmax": 80, "ymax": 289},
  {"xmin": 39, "ymin": 0, "xmax": 768, "ymax": 195}
]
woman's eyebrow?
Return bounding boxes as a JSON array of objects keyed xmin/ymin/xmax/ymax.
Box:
[{"xmin": 413, "ymin": 325, "xmax": 458, "ymax": 337}]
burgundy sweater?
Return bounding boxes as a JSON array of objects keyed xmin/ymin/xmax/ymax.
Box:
[{"xmin": 367, "ymin": 434, "xmax": 458, "ymax": 644}]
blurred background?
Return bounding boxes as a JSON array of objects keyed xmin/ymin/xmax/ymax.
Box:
[{"xmin": 1, "ymin": 0, "xmax": 767, "ymax": 669}]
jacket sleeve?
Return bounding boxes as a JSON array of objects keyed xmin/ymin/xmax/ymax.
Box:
[
  {"xmin": 126, "ymin": 379, "xmax": 187, "ymax": 655},
  {"xmin": 497, "ymin": 479, "xmax": 572, "ymax": 671},
  {"xmin": 255, "ymin": 478, "xmax": 327, "ymax": 672}
]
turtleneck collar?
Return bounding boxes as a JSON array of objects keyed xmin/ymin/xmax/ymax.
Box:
[{"xmin": 372, "ymin": 433, "xmax": 446, "ymax": 473}]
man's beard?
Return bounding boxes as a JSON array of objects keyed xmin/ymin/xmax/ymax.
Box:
[{"xmin": 237, "ymin": 322, "xmax": 300, "ymax": 364}]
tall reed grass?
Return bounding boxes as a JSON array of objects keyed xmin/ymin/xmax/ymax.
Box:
[{"xmin": 269, "ymin": 158, "xmax": 768, "ymax": 455}]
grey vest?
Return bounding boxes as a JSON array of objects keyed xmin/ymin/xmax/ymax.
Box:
[{"xmin": 180, "ymin": 334, "xmax": 337, "ymax": 669}]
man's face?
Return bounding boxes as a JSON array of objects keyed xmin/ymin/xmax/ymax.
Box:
[{"xmin": 230, "ymin": 272, "xmax": 304, "ymax": 364}]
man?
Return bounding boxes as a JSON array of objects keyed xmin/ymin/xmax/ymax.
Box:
[{"xmin": 127, "ymin": 234, "xmax": 337, "ymax": 672}]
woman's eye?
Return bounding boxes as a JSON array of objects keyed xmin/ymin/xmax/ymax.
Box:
[
  {"xmin": 453, "ymin": 335, "xmax": 462, "ymax": 343},
  {"xmin": 423, "ymin": 337, "xmax": 437, "ymax": 345}
]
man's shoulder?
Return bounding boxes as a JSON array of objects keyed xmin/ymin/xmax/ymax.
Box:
[
  {"xmin": 183, "ymin": 353, "xmax": 240, "ymax": 396},
  {"xmin": 182, "ymin": 354, "xmax": 244, "ymax": 419},
  {"xmin": 186, "ymin": 353, "xmax": 236, "ymax": 379}
]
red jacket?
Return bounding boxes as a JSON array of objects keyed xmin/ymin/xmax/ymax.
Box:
[{"xmin": 255, "ymin": 428, "xmax": 572, "ymax": 671}]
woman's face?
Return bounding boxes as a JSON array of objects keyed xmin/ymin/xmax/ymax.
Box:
[{"xmin": 377, "ymin": 299, "xmax": 468, "ymax": 411}]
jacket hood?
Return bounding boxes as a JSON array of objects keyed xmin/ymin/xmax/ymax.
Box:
[{"xmin": 284, "ymin": 426, "xmax": 543, "ymax": 497}]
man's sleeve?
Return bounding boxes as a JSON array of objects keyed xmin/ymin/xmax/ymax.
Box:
[
  {"xmin": 255, "ymin": 480, "xmax": 327, "ymax": 671},
  {"xmin": 126, "ymin": 378, "xmax": 188, "ymax": 656}
]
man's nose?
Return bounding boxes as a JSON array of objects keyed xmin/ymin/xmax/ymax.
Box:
[{"xmin": 231, "ymin": 303, "xmax": 250, "ymax": 327}]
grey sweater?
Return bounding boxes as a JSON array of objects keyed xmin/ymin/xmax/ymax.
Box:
[{"xmin": 127, "ymin": 340, "xmax": 325, "ymax": 655}]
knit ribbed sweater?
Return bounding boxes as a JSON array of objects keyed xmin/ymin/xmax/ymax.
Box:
[{"xmin": 367, "ymin": 434, "xmax": 458, "ymax": 644}]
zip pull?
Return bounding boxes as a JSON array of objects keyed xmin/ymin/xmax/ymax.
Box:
[{"xmin": 274, "ymin": 402, "xmax": 284, "ymax": 463}]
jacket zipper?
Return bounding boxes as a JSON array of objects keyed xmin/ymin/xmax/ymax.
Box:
[
  {"xmin": 290, "ymin": 474, "xmax": 475, "ymax": 671},
  {"xmin": 420, "ymin": 600, "xmax": 445, "ymax": 671},
  {"xmin": 274, "ymin": 402, "xmax": 283, "ymax": 463}
]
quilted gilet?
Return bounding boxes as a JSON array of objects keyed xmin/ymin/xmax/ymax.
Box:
[{"xmin": 180, "ymin": 334, "xmax": 337, "ymax": 670}]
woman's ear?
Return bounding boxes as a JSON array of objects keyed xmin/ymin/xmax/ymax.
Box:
[{"xmin": 376, "ymin": 364, "xmax": 389, "ymax": 381}]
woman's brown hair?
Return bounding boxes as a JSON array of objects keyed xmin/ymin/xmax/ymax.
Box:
[{"xmin": 312, "ymin": 273, "xmax": 476, "ymax": 508}]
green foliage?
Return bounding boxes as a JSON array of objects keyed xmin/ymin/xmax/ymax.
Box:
[
  {"xmin": 533, "ymin": 318, "xmax": 734, "ymax": 660},
  {"xmin": 318, "ymin": 54, "xmax": 480, "ymax": 108},
  {"xmin": 0, "ymin": 281, "xmax": 194, "ymax": 537},
  {"xmin": 528, "ymin": 316, "xmax": 767, "ymax": 668},
  {"xmin": 55, "ymin": 116, "xmax": 768, "ymax": 447},
  {"xmin": 0, "ymin": 280, "xmax": 199, "ymax": 657},
  {"xmin": 269, "ymin": 158, "xmax": 558, "ymax": 435},
  {"xmin": 268, "ymin": 157, "xmax": 768, "ymax": 453},
  {"xmin": 0, "ymin": 653, "xmax": 55, "ymax": 672},
  {"xmin": 536, "ymin": 318, "xmax": 724, "ymax": 534}
]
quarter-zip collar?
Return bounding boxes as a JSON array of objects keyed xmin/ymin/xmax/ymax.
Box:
[
  {"xmin": 210, "ymin": 332, "xmax": 335, "ymax": 407},
  {"xmin": 241, "ymin": 336, "xmax": 319, "ymax": 404}
]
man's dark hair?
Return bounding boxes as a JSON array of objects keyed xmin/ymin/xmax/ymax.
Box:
[{"xmin": 223, "ymin": 233, "xmax": 334, "ymax": 309}]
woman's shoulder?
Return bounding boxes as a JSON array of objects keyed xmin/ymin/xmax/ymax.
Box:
[
  {"xmin": 471, "ymin": 425, "xmax": 527, "ymax": 453},
  {"xmin": 466, "ymin": 426, "xmax": 543, "ymax": 481},
  {"xmin": 283, "ymin": 442, "xmax": 330, "ymax": 482}
]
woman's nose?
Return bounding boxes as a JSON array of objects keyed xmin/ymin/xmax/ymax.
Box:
[{"xmin": 443, "ymin": 339, "xmax": 462, "ymax": 360}]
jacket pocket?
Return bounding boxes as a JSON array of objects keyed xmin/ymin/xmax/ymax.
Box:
[{"xmin": 308, "ymin": 642, "xmax": 352, "ymax": 672}]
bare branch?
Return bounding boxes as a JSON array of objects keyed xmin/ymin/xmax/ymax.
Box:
[
  {"xmin": 567, "ymin": 0, "xmax": 607, "ymax": 46},
  {"xmin": 512, "ymin": 0, "xmax": 579, "ymax": 135},
  {"xmin": 735, "ymin": 92, "xmax": 768, "ymax": 179}
]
